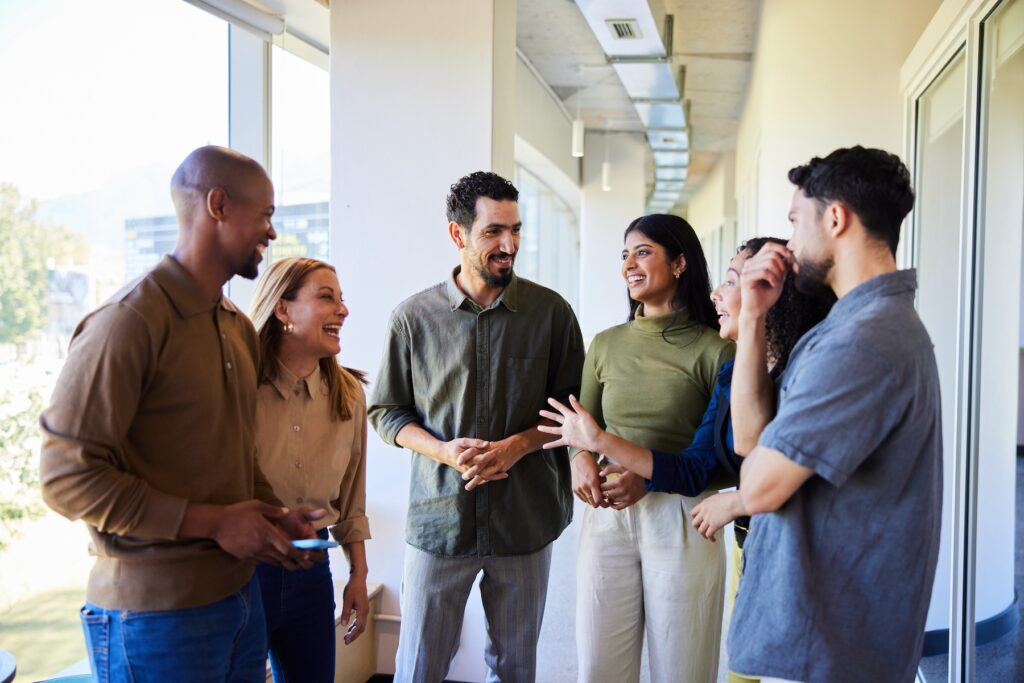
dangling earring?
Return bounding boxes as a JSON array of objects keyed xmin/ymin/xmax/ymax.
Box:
[
  {"xmin": 673, "ymin": 271, "xmax": 681, "ymax": 279},
  {"xmin": 283, "ymin": 321, "xmax": 295, "ymax": 334}
]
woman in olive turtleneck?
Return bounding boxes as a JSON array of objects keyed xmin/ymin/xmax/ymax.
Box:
[{"xmin": 552, "ymin": 214, "xmax": 733, "ymax": 683}]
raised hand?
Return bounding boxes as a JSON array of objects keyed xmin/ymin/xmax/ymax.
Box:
[
  {"xmin": 538, "ymin": 395, "xmax": 604, "ymax": 453},
  {"xmin": 740, "ymin": 241, "xmax": 792, "ymax": 320}
]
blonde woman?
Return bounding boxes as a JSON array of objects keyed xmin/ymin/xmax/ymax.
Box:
[{"xmin": 250, "ymin": 257, "xmax": 371, "ymax": 683}]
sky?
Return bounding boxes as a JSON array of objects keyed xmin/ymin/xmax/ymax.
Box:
[{"xmin": 0, "ymin": 0, "xmax": 329, "ymax": 213}]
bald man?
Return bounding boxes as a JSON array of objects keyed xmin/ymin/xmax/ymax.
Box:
[{"xmin": 40, "ymin": 146, "xmax": 320, "ymax": 682}]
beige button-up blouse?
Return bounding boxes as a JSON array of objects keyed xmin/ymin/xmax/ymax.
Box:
[{"xmin": 256, "ymin": 362, "xmax": 371, "ymax": 544}]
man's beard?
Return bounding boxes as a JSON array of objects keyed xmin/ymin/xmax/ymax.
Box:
[
  {"xmin": 794, "ymin": 253, "xmax": 834, "ymax": 298},
  {"xmin": 475, "ymin": 254, "xmax": 515, "ymax": 288}
]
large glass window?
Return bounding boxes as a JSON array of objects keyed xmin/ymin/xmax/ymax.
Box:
[
  {"xmin": 0, "ymin": 1, "xmax": 228, "ymax": 678},
  {"xmin": 515, "ymin": 167, "xmax": 580, "ymax": 310},
  {"xmin": 914, "ymin": 48, "xmax": 966, "ymax": 683},
  {"xmin": 268, "ymin": 44, "xmax": 330, "ymax": 264}
]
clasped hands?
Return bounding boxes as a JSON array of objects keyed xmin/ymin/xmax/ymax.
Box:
[
  {"xmin": 440, "ymin": 436, "xmax": 521, "ymax": 491},
  {"xmin": 196, "ymin": 500, "xmax": 328, "ymax": 570}
]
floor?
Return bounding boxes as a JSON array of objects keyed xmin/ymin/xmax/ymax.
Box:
[{"xmin": 918, "ymin": 456, "xmax": 1024, "ymax": 682}]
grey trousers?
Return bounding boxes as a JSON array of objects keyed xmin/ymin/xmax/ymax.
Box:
[{"xmin": 394, "ymin": 543, "xmax": 554, "ymax": 683}]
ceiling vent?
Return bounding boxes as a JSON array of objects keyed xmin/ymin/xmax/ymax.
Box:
[{"xmin": 605, "ymin": 19, "xmax": 641, "ymax": 40}]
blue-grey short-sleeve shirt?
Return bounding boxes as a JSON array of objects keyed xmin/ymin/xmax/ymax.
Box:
[{"xmin": 729, "ymin": 269, "xmax": 943, "ymax": 683}]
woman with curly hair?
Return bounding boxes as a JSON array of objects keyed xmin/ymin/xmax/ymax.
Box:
[{"xmin": 541, "ymin": 236, "xmax": 833, "ymax": 683}]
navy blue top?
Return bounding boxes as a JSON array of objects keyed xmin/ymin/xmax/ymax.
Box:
[{"xmin": 647, "ymin": 359, "xmax": 735, "ymax": 496}]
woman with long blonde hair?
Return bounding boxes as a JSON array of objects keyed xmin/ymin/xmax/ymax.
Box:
[{"xmin": 250, "ymin": 257, "xmax": 371, "ymax": 683}]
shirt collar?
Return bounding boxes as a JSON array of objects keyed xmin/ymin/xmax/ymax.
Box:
[
  {"xmin": 150, "ymin": 254, "xmax": 238, "ymax": 319},
  {"xmin": 269, "ymin": 360, "xmax": 320, "ymax": 400},
  {"xmin": 830, "ymin": 268, "xmax": 918, "ymax": 320},
  {"xmin": 445, "ymin": 266, "xmax": 519, "ymax": 313}
]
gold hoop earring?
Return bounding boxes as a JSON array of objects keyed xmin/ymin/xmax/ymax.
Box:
[{"xmin": 283, "ymin": 322, "xmax": 295, "ymax": 334}]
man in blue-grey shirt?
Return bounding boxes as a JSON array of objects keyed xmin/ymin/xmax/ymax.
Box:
[{"xmin": 724, "ymin": 146, "xmax": 942, "ymax": 682}]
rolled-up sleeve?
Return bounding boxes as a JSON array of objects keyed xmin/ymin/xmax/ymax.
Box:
[
  {"xmin": 331, "ymin": 388, "xmax": 371, "ymax": 544},
  {"xmin": 39, "ymin": 304, "xmax": 188, "ymax": 540},
  {"xmin": 368, "ymin": 314, "xmax": 422, "ymax": 447}
]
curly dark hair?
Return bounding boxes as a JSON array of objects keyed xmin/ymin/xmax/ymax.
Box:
[
  {"xmin": 740, "ymin": 237, "xmax": 836, "ymax": 372},
  {"xmin": 787, "ymin": 146, "xmax": 914, "ymax": 256},
  {"xmin": 446, "ymin": 171, "xmax": 519, "ymax": 229},
  {"xmin": 624, "ymin": 214, "xmax": 719, "ymax": 333}
]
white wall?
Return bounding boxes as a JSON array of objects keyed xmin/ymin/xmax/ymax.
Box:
[
  {"xmin": 734, "ymin": 0, "xmax": 942, "ymax": 238},
  {"xmin": 329, "ymin": 2, "xmax": 517, "ymax": 678},
  {"xmin": 578, "ymin": 131, "xmax": 647, "ymax": 342}
]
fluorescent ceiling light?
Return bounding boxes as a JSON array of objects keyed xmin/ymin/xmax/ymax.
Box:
[
  {"xmin": 633, "ymin": 102, "xmax": 687, "ymax": 129},
  {"xmin": 653, "ymin": 150, "xmax": 690, "ymax": 167},
  {"xmin": 655, "ymin": 180, "xmax": 685, "ymax": 192},
  {"xmin": 612, "ymin": 62, "xmax": 679, "ymax": 100},
  {"xmin": 655, "ymin": 167, "xmax": 688, "ymax": 181}
]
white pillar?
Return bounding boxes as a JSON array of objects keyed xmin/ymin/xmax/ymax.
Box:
[
  {"xmin": 329, "ymin": 2, "xmax": 515, "ymax": 679},
  {"xmin": 578, "ymin": 130, "xmax": 647, "ymax": 342}
]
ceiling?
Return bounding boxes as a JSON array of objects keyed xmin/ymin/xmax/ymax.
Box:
[{"xmin": 517, "ymin": 0, "xmax": 760, "ymax": 206}]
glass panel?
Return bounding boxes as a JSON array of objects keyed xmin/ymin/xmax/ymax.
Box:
[
  {"xmin": 914, "ymin": 48, "xmax": 967, "ymax": 683},
  {"xmin": 513, "ymin": 166, "xmax": 580, "ymax": 311},
  {"xmin": 268, "ymin": 44, "xmax": 330, "ymax": 266},
  {"xmin": 0, "ymin": 1, "xmax": 228, "ymax": 678},
  {"xmin": 973, "ymin": 0, "xmax": 1024, "ymax": 679}
]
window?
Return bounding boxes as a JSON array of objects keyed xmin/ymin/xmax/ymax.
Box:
[
  {"xmin": 0, "ymin": 1, "xmax": 229, "ymax": 678},
  {"xmin": 515, "ymin": 166, "xmax": 581, "ymax": 310}
]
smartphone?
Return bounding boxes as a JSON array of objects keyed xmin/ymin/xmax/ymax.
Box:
[{"xmin": 291, "ymin": 538, "xmax": 338, "ymax": 550}]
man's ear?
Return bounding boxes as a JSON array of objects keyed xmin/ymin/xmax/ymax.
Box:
[
  {"xmin": 826, "ymin": 201, "xmax": 852, "ymax": 238},
  {"xmin": 448, "ymin": 221, "xmax": 467, "ymax": 249},
  {"xmin": 207, "ymin": 187, "xmax": 228, "ymax": 221}
]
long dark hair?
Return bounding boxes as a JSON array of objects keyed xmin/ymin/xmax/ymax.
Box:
[
  {"xmin": 739, "ymin": 237, "xmax": 836, "ymax": 373},
  {"xmin": 624, "ymin": 214, "xmax": 719, "ymax": 332}
]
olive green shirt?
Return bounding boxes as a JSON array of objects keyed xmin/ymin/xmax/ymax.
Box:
[
  {"xmin": 369, "ymin": 269, "xmax": 584, "ymax": 557},
  {"xmin": 573, "ymin": 308, "xmax": 735, "ymax": 469},
  {"xmin": 39, "ymin": 255, "xmax": 279, "ymax": 611}
]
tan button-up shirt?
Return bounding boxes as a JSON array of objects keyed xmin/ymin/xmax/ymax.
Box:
[{"xmin": 256, "ymin": 362, "xmax": 370, "ymax": 545}]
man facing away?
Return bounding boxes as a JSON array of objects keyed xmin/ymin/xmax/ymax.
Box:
[
  {"xmin": 725, "ymin": 146, "xmax": 943, "ymax": 683},
  {"xmin": 369, "ymin": 171, "xmax": 585, "ymax": 683},
  {"xmin": 40, "ymin": 146, "xmax": 322, "ymax": 682}
]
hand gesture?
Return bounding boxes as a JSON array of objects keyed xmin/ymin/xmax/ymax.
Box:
[
  {"xmin": 599, "ymin": 464, "xmax": 648, "ymax": 510},
  {"xmin": 538, "ymin": 395, "xmax": 604, "ymax": 454},
  {"xmin": 570, "ymin": 452, "xmax": 608, "ymax": 508},
  {"xmin": 690, "ymin": 491, "xmax": 746, "ymax": 542},
  {"xmin": 740, "ymin": 241, "xmax": 792, "ymax": 320},
  {"xmin": 437, "ymin": 437, "xmax": 508, "ymax": 488},
  {"xmin": 341, "ymin": 575, "xmax": 369, "ymax": 645}
]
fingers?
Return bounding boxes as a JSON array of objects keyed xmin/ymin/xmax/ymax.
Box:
[
  {"xmin": 253, "ymin": 501, "xmax": 289, "ymax": 519},
  {"xmin": 456, "ymin": 447, "xmax": 483, "ymax": 467},
  {"xmin": 344, "ymin": 609, "xmax": 368, "ymax": 645},
  {"xmin": 599, "ymin": 464, "xmax": 627, "ymax": 477},
  {"xmin": 537, "ymin": 410, "xmax": 564, "ymax": 425},
  {"xmin": 301, "ymin": 507, "xmax": 329, "ymax": 521},
  {"xmin": 544, "ymin": 396, "xmax": 572, "ymax": 418},
  {"xmin": 454, "ymin": 437, "xmax": 490, "ymax": 449}
]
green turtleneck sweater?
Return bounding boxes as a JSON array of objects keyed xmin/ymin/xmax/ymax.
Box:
[{"xmin": 573, "ymin": 308, "xmax": 735, "ymax": 463}]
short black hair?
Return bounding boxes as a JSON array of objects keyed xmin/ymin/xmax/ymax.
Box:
[
  {"xmin": 446, "ymin": 171, "xmax": 519, "ymax": 229},
  {"xmin": 787, "ymin": 146, "xmax": 914, "ymax": 255}
]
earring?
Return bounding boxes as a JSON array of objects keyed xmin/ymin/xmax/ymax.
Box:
[
  {"xmin": 674, "ymin": 271, "xmax": 681, "ymax": 279},
  {"xmin": 283, "ymin": 322, "xmax": 295, "ymax": 334}
]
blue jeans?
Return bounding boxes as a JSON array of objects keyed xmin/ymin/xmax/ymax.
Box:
[
  {"xmin": 256, "ymin": 531, "xmax": 336, "ymax": 683},
  {"xmin": 79, "ymin": 575, "xmax": 267, "ymax": 683}
]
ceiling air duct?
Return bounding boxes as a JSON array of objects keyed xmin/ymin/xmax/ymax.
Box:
[{"xmin": 576, "ymin": 0, "xmax": 688, "ymax": 213}]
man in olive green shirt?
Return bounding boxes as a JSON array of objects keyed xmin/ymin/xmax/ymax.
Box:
[
  {"xmin": 369, "ymin": 171, "xmax": 584, "ymax": 682},
  {"xmin": 40, "ymin": 146, "xmax": 320, "ymax": 683}
]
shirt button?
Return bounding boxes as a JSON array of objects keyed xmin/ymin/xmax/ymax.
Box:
[
  {"xmin": 225, "ymin": 361, "xmax": 232, "ymax": 370},
  {"xmin": 294, "ymin": 460, "xmax": 302, "ymax": 469},
  {"xmin": 221, "ymin": 333, "xmax": 226, "ymax": 340},
  {"xmin": 293, "ymin": 425, "xmax": 301, "ymax": 432}
]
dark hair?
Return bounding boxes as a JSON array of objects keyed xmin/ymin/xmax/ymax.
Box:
[
  {"xmin": 787, "ymin": 146, "xmax": 914, "ymax": 256},
  {"xmin": 739, "ymin": 237, "xmax": 836, "ymax": 372},
  {"xmin": 446, "ymin": 171, "xmax": 519, "ymax": 229},
  {"xmin": 624, "ymin": 214, "xmax": 719, "ymax": 332}
]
